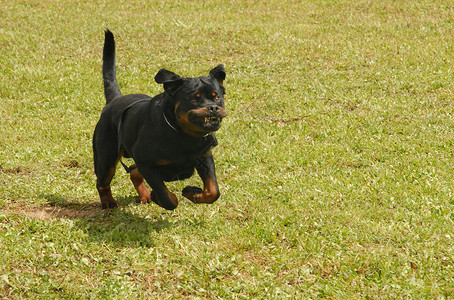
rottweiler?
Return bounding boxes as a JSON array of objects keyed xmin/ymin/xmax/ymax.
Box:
[{"xmin": 93, "ymin": 30, "xmax": 227, "ymax": 210}]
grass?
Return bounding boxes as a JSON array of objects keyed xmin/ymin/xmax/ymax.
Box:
[{"xmin": 1, "ymin": 0, "xmax": 454, "ymax": 298}]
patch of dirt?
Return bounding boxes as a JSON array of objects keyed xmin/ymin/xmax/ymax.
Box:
[
  {"xmin": 62, "ymin": 158, "xmax": 84, "ymax": 169},
  {"xmin": 0, "ymin": 165, "xmax": 31, "ymax": 175},
  {"xmin": 273, "ymin": 115, "xmax": 311, "ymax": 127},
  {"xmin": 3, "ymin": 202, "xmax": 100, "ymax": 220}
]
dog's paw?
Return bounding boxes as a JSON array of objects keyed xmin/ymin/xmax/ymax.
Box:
[
  {"xmin": 135, "ymin": 197, "xmax": 152, "ymax": 205},
  {"xmin": 101, "ymin": 200, "xmax": 119, "ymax": 209},
  {"xmin": 182, "ymin": 186, "xmax": 203, "ymax": 203}
]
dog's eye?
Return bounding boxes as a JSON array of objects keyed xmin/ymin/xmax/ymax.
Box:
[{"xmin": 191, "ymin": 93, "xmax": 201, "ymax": 105}]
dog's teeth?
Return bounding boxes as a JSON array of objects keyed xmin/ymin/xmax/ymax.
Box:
[{"xmin": 203, "ymin": 117, "xmax": 220, "ymax": 123}]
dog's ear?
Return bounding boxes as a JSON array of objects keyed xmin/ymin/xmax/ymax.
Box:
[
  {"xmin": 209, "ymin": 64, "xmax": 226, "ymax": 86},
  {"xmin": 155, "ymin": 69, "xmax": 184, "ymax": 94}
]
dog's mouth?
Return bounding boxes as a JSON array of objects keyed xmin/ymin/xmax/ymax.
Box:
[
  {"xmin": 189, "ymin": 109, "xmax": 226, "ymax": 132},
  {"xmin": 192, "ymin": 115, "xmax": 223, "ymax": 132},
  {"xmin": 203, "ymin": 116, "xmax": 222, "ymax": 126},
  {"xmin": 179, "ymin": 106, "xmax": 227, "ymax": 136}
]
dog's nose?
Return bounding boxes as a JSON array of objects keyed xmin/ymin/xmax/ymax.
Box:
[{"xmin": 207, "ymin": 105, "xmax": 219, "ymax": 114}]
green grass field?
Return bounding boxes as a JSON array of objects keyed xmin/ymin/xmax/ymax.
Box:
[{"xmin": 1, "ymin": 0, "xmax": 453, "ymax": 298}]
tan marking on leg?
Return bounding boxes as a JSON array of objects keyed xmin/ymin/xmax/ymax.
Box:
[
  {"xmin": 129, "ymin": 165, "xmax": 151, "ymax": 204},
  {"xmin": 182, "ymin": 177, "xmax": 220, "ymax": 204}
]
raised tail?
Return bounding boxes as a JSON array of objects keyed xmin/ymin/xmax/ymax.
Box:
[{"xmin": 103, "ymin": 30, "xmax": 122, "ymax": 104}]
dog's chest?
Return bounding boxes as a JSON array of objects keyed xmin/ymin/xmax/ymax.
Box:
[
  {"xmin": 155, "ymin": 134, "xmax": 217, "ymax": 162},
  {"xmin": 133, "ymin": 132, "xmax": 217, "ymax": 164},
  {"xmin": 143, "ymin": 136, "xmax": 217, "ymax": 182}
]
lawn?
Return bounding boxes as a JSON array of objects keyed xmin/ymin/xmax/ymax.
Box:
[{"xmin": 1, "ymin": 0, "xmax": 453, "ymax": 298}]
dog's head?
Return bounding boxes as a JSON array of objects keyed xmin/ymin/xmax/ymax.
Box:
[{"xmin": 155, "ymin": 65, "xmax": 227, "ymax": 137}]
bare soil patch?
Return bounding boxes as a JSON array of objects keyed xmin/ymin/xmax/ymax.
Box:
[{"xmin": 2, "ymin": 202, "xmax": 100, "ymax": 220}]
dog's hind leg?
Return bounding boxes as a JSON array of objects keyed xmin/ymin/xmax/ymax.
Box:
[
  {"xmin": 128, "ymin": 164, "xmax": 152, "ymax": 204},
  {"xmin": 94, "ymin": 158, "xmax": 120, "ymax": 209},
  {"xmin": 94, "ymin": 159, "xmax": 119, "ymax": 209},
  {"xmin": 93, "ymin": 126, "xmax": 120, "ymax": 209}
]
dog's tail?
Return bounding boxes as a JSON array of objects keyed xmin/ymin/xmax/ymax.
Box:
[{"xmin": 103, "ymin": 30, "xmax": 122, "ymax": 104}]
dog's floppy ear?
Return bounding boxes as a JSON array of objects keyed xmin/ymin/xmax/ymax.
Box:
[
  {"xmin": 209, "ymin": 64, "xmax": 226, "ymax": 86},
  {"xmin": 155, "ymin": 69, "xmax": 184, "ymax": 94}
]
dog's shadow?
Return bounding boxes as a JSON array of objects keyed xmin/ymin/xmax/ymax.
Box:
[{"xmin": 41, "ymin": 194, "xmax": 173, "ymax": 248}]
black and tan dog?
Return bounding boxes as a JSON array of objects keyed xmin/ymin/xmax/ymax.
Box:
[{"xmin": 93, "ymin": 30, "xmax": 227, "ymax": 210}]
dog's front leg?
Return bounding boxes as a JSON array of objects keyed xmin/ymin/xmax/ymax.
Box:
[
  {"xmin": 182, "ymin": 151, "xmax": 220, "ymax": 204},
  {"xmin": 139, "ymin": 167, "xmax": 179, "ymax": 210}
]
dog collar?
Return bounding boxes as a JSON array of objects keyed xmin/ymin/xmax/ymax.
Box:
[{"xmin": 163, "ymin": 112, "xmax": 179, "ymax": 133}]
